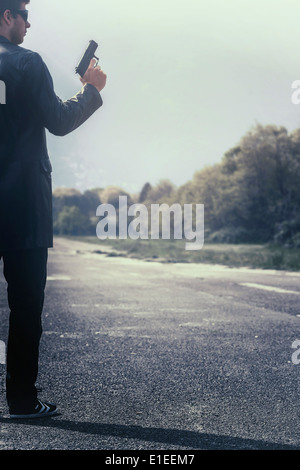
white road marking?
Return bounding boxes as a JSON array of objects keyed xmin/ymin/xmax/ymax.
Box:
[
  {"xmin": 240, "ymin": 282, "xmax": 300, "ymax": 295},
  {"xmin": 59, "ymin": 333, "xmax": 83, "ymax": 339},
  {"xmin": 0, "ymin": 340, "xmax": 5, "ymax": 365}
]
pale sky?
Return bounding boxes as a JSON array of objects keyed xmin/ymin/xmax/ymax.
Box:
[{"xmin": 23, "ymin": 0, "xmax": 300, "ymax": 194}]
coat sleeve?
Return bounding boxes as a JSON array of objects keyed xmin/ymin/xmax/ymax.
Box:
[{"xmin": 23, "ymin": 51, "xmax": 103, "ymax": 136}]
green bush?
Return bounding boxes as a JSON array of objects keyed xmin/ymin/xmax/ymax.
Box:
[{"xmin": 53, "ymin": 205, "xmax": 94, "ymax": 236}]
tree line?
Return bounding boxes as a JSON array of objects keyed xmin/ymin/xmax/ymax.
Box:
[{"xmin": 53, "ymin": 123, "xmax": 300, "ymax": 247}]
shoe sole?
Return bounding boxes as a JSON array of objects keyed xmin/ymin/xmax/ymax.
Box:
[
  {"xmin": 9, "ymin": 410, "xmax": 57, "ymax": 419},
  {"xmin": 10, "ymin": 409, "xmax": 58, "ymax": 419}
]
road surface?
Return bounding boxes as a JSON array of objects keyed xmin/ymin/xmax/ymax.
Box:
[{"xmin": 0, "ymin": 237, "xmax": 299, "ymax": 450}]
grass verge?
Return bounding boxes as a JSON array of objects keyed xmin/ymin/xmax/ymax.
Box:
[{"xmin": 61, "ymin": 236, "xmax": 300, "ymax": 271}]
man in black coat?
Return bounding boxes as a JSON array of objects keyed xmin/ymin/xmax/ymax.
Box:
[{"xmin": 0, "ymin": 0, "xmax": 107, "ymax": 418}]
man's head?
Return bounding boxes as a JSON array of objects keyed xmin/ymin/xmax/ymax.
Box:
[{"xmin": 0, "ymin": 1, "xmax": 30, "ymax": 45}]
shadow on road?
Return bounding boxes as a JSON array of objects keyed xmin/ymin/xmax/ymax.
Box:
[{"xmin": 0, "ymin": 417, "xmax": 298, "ymax": 450}]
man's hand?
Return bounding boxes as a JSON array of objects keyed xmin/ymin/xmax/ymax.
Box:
[{"xmin": 80, "ymin": 58, "xmax": 107, "ymax": 92}]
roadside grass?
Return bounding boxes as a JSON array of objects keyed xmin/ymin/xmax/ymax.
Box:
[{"xmin": 61, "ymin": 236, "xmax": 300, "ymax": 271}]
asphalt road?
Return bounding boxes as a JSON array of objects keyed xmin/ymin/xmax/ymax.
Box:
[{"xmin": 0, "ymin": 237, "xmax": 299, "ymax": 450}]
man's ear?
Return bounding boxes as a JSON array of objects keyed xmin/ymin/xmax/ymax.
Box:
[{"xmin": 2, "ymin": 9, "xmax": 13, "ymax": 26}]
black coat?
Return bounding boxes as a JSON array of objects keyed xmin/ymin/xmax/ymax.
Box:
[{"xmin": 0, "ymin": 35, "xmax": 102, "ymax": 251}]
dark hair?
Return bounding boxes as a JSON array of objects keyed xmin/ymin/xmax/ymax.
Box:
[{"xmin": 0, "ymin": 0, "xmax": 30, "ymax": 16}]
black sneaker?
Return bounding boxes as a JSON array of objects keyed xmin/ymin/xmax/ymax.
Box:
[{"xmin": 9, "ymin": 399, "xmax": 58, "ymax": 419}]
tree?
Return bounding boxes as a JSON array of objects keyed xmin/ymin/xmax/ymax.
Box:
[
  {"xmin": 54, "ymin": 206, "xmax": 93, "ymax": 235},
  {"xmin": 52, "ymin": 187, "xmax": 101, "ymax": 225},
  {"xmin": 145, "ymin": 179, "xmax": 176, "ymax": 203},
  {"xmin": 223, "ymin": 124, "xmax": 299, "ymax": 242},
  {"xmin": 100, "ymin": 186, "xmax": 133, "ymax": 207},
  {"xmin": 138, "ymin": 182, "xmax": 152, "ymax": 203}
]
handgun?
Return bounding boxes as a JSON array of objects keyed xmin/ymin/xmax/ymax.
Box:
[{"xmin": 75, "ymin": 40, "xmax": 99, "ymax": 78}]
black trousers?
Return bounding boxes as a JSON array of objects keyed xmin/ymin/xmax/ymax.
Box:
[{"xmin": 0, "ymin": 248, "xmax": 48, "ymax": 411}]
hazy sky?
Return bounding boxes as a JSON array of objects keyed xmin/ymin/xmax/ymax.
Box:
[{"xmin": 24, "ymin": 0, "xmax": 300, "ymax": 194}]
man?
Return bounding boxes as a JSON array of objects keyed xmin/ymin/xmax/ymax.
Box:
[{"xmin": 0, "ymin": 0, "xmax": 107, "ymax": 418}]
